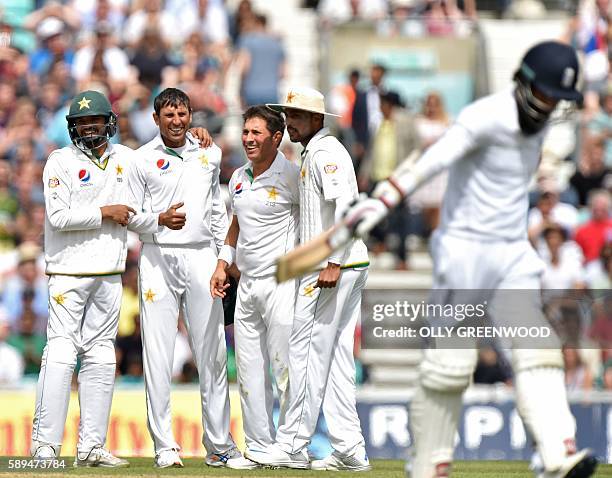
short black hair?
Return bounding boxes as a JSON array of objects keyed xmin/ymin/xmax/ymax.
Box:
[
  {"xmin": 154, "ymin": 88, "xmax": 191, "ymax": 115},
  {"xmin": 243, "ymin": 105, "xmax": 285, "ymax": 136}
]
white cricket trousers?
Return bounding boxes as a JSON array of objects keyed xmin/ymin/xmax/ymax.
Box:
[
  {"xmin": 234, "ymin": 274, "xmax": 295, "ymax": 450},
  {"xmin": 276, "ymin": 267, "xmax": 368, "ymax": 457},
  {"xmin": 32, "ymin": 274, "xmax": 121, "ymax": 455},
  {"xmin": 139, "ymin": 243, "xmax": 234, "ymax": 455}
]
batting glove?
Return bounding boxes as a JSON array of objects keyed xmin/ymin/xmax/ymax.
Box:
[{"xmin": 343, "ymin": 194, "xmax": 390, "ymax": 239}]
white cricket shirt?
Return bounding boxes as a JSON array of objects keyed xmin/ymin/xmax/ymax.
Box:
[
  {"xmin": 127, "ymin": 133, "xmax": 228, "ymax": 251},
  {"xmin": 43, "ymin": 143, "xmax": 133, "ymax": 275},
  {"xmin": 300, "ymin": 127, "xmax": 369, "ymax": 267},
  {"xmin": 229, "ymin": 152, "xmax": 300, "ymax": 277},
  {"xmin": 402, "ymin": 87, "xmax": 546, "ymax": 241}
]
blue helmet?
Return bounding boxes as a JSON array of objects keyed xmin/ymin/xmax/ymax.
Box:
[{"xmin": 514, "ymin": 41, "xmax": 583, "ymax": 134}]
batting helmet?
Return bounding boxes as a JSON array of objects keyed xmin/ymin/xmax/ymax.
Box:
[
  {"xmin": 66, "ymin": 90, "xmax": 117, "ymax": 154},
  {"xmin": 514, "ymin": 41, "xmax": 582, "ymax": 135}
]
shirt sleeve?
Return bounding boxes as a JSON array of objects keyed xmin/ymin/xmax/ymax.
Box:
[
  {"xmin": 210, "ymin": 150, "xmax": 229, "ymax": 253},
  {"xmin": 43, "ymin": 152, "xmax": 103, "ymax": 231},
  {"xmin": 312, "ymin": 150, "xmax": 349, "ymax": 201},
  {"xmin": 126, "ymin": 151, "xmax": 161, "ymax": 234},
  {"xmin": 312, "ymin": 151, "xmax": 355, "ymax": 265},
  {"xmin": 287, "ymin": 162, "xmax": 301, "ymax": 205}
]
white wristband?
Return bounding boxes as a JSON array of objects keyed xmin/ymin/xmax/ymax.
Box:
[{"xmin": 218, "ymin": 244, "xmax": 236, "ymax": 267}]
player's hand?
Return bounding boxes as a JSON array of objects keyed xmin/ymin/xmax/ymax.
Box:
[
  {"xmin": 100, "ymin": 204, "xmax": 136, "ymax": 226},
  {"xmin": 210, "ymin": 264, "xmax": 230, "ymax": 298},
  {"xmin": 188, "ymin": 127, "xmax": 213, "ymax": 148},
  {"xmin": 343, "ymin": 194, "xmax": 389, "ymax": 238},
  {"xmin": 317, "ymin": 262, "xmax": 341, "ymax": 288},
  {"xmin": 158, "ymin": 202, "xmax": 186, "ymax": 230}
]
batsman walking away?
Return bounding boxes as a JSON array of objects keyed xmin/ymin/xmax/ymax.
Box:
[{"xmin": 277, "ymin": 41, "xmax": 598, "ymax": 478}]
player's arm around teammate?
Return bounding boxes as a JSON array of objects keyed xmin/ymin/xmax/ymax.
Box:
[{"xmin": 125, "ymin": 88, "xmax": 237, "ymax": 469}]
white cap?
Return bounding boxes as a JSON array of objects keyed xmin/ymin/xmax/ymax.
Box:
[
  {"xmin": 267, "ymin": 86, "xmax": 341, "ymax": 117},
  {"xmin": 36, "ymin": 17, "xmax": 64, "ymax": 39}
]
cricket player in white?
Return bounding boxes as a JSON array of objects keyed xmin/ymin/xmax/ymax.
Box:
[
  {"xmin": 32, "ymin": 90, "xmax": 133, "ymax": 467},
  {"xmin": 210, "ymin": 105, "xmax": 300, "ymax": 470},
  {"xmin": 126, "ymin": 88, "xmax": 239, "ymax": 468},
  {"xmin": 342, "ymin": 42, "xmax": 597, "ymax": 478},
  {"xmin": 246, "ymin": 88, "xmax": 371, "ymax": 471}
]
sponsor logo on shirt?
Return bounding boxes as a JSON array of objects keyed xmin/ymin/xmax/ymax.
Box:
[
  {"xmin": 48, "ymin": 177, "xmax": 60, "ymax": 188},
  {"xmin": 234, "ymin": 182, "xmax": 243, "ymax": 196},
  {"xmin": 324, "ymin": 164, "xmax": 338, "ymax": 174},
  {"xmin": 157, "ymin": 158, "xmax": 170, "ymax": 170},
  {"xmin": 78, "ymin": 169, "xmax": 92, "ymax": 187}
]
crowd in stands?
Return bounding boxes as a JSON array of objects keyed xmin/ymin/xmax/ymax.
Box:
[{"xmin": 0, "ymin": 0, "xmax": 609, "ymax": 391}]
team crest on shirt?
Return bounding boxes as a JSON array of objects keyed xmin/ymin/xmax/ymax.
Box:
[
  {"xmin": 78, "ymin": 169, "xmax": 93, "ymax": 187},
  {"xmin": 115, "ymin": 164, "xmax": 123, "ymax": 182},
  {"xmin": 266, "ymin": 187, "xmax": 278, "ymax": 207},
  {"xmin": 48, "ymin": 177, "xmax": 60, "ymax": 188},
  {"xmin": 234, "ymin": 182, "xmax": 243, "ymax": 196},
  {"xmin": 199, "ymin": 153, "xmax": 209, "ymax": 168}
]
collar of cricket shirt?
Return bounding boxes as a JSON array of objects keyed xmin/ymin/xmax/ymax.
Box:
[
  {"xmin": 245, "ymin": 150, "xmax": 286, "ymax": 184},
  {"xmin": 303, "ymin": 127, "xmax": 331, "ymax": 156},
  {"xmin": 74, "ymin": 142, "xmax": 115, "ymax": 171},
  {"xmin": 152, "ymin": 133, "xmax": 199, "ymax": 159}
]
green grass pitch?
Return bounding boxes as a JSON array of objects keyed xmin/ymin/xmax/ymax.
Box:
[{"xmin": 0, "ymin": 459, "xmax": 611, "ymax": 477}]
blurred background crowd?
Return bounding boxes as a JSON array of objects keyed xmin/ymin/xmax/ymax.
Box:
[{"xmin": 0, "ymin": 0, "xmax": 609, "ymax": 394}]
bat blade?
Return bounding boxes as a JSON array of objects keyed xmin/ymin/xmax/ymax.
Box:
[{"xmin": 275, "ymin": 223, "xmax": 352, "ymax": 282}]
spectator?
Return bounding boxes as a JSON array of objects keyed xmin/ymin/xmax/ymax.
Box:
[
  {"xmin": 122, "ymin": 0, "xmax": 178, "ymax": 49},
  {"xmin": 36, "ymin": 82, "xmax": 64, "ymax": 131},
  {"xmin": 473, "ymin": 346, "xmax": 512, "ymax": 385},
  {"xmin": 178, "ymin": 0, "xmax": 230, "ymax": 46},
  {"xmin": 570, "ymin": 136, "xmax": 611, "ymax": 207},
  {"xmin": 229, "ymin": 0, "xmax": 256, "ymax": 45},
  {"xmin": 329, "ymin": 69, "xmax": 368, "ymax": 168},
  {"xmin": 236, "ymin": 14, "xmax": 286, "ymax": 107},
  {"xmin": 589, "ymin": 293, "xmax": 612, "ymax": 356},
  {"xmin": 574, "ymin": 189, "xmax": 612, "ymax": 263},
  {"xmin": 71, "ymin": 21, "xmax": 131, "ymax": 89},
  {"xmin": 130, "ymin": 27, "xmax": 173, "ymax": 90},
  {"xmin": 1, "ymin": 242, "xmax": 48, "ymax": 331},
  {"xmin": 411, "ymin": 91, "xmax": 451, "ymax": 234},
  {"xmin": 360, "ymin": 91, "xmax": 420, "ymax": 269},
  {"xmin": 567, "ymin": 0, "xmax": 611, "ymax": 94},
  {"xmin": 539, "ymin": 223, "xmax": 586, "ymax": 292},
  {"xmin": 7, "ymin": 298, "xmax": 46, "ymax": 375},
  {"xmin": 366, "ymin": 62, "xmax": 386, "ymax": 135},
  {"xmin": 28, "ymin": 17, "xmax": 74, "ymax": 79},
  {"xmin": 597, "ymin": 358, "xmax": 612, "ymax": 389},
  {"xmin": 0, "ymin": 160, "xmax": 18, "ymax": 250},
  {"xmin": 71, "ymin": 0, "xmax": 126, "ymax": 36},
  {"xmin": 317, "ymin": 0, "xmax": 388, "ymax": 23},
  {"xmin": 0, "ymin": 312, "xmax": 24, "ymax": 385},
  {"xmin": 527, "ymin": 186, "xmax": 579, "ymax": 245},
  {"xmin": 116, "ymin": 314, "xmax": 142, "ymax": 376},
  {"xmin": 117, "ymin": 259, "xmax": 139, "ymax": 337},
  {"xmin": 586, "ymin": 242, "xmax": 612, "ymax": 290},
  {"xmin": 562, "ymin": 346, "xmax": 593, "ymax": 391},
  {"xmin": 185, "ymin": 58, "xmax": 227, "ymax": 135},
  {"xmin": 585, "ymin": 82, "xmax": 612, "ymax": 167}
]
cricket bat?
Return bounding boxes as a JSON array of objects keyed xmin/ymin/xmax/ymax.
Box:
[{"xmin": 275, "ymin": 222, "xmax": 353, "ymax": 282}]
